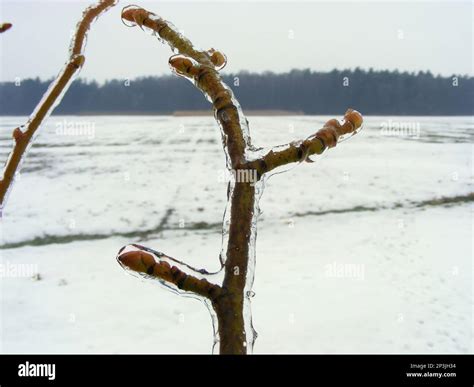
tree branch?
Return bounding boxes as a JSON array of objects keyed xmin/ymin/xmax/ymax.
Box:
[
  {"xmin": 0, "ymin": 0, "xmax": 116, "ymax": 211},
  {"xmin": 121, "ymin": 6, "xmax": 249, "ymax": 167},
  {"xmin": 246, "ymin": 109, "xmax": 363, "ymax": 176},
  {"xmin": 117, "ymin": 244, "xmax": 223, "ymax": 300}
]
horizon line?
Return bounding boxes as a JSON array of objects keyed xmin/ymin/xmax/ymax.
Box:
[{"xmin": 1, "ymin": 66, "xmax": 472, "ymax": 85}]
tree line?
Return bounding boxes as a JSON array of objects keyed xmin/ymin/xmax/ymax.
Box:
[{"xmin": 1, "ymin": 68, "xmax": 472, "ymax": 115}]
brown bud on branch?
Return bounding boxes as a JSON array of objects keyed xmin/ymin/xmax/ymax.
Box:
[
  {"xmin": 117, "ymin": 247, "xmax": 223, "ymax": 300},
  {"xmin": 0, "ymin": 23, "xmax": 12, "ymax": 33}
]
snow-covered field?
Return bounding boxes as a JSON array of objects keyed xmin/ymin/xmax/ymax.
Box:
[{"xmin": 0, "ymin": 115, "xmax": 472, "ymax": 353}]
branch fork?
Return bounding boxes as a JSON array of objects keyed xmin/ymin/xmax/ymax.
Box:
[{"xmin": 118, "ymin": 5, "xmax": 363, "ymax": 354}]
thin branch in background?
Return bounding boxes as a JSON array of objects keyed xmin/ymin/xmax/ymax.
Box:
[{"xmin": 0, "ymin": 0, "xmax": 116, "ymax": 212}]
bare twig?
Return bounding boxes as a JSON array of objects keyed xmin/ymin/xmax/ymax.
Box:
[{"xmin": 0, "ymin": 0, "xmax": 116, "ymax": 210}]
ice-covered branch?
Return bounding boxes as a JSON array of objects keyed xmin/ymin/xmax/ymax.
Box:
[
  {"xmin": 121, "ymin": 6, "xmax": 249, "ymax": 168},
  {"xmin": 119, "ymin": 4, "xmax": 364, "ymax": 355},
  {"xmin": 247, "ymin": 109, "xmax": 363, "ymax": 176},
  {"xmin": 120, "ymin": 5, "xmax": 260, "ymax": 354},
  {"xmin": 0, "ymin": 0, "xmax": 116, "ymax": 210},
  {"xmin": 117, "ymin": 244, "xmax": 223, "ymax": 300}
]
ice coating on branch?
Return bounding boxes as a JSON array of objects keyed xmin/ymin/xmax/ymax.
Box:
[
  {"xmin": 207, "ymin": 48, "xmax": 227, "ymax": 70},
  {"xmin": 244, "ymin": 109, "xmax": 364, "ymax": 170},
  {"xmin": 168, "ymin": 55, "xmax": 252, "ymax": 167},
  {"xmin": 168, "ymin": 55, "xmax": 199, "ymax": 78},
  {"xmin": 242, "ymin": 179, "xmax": 264, "ymax": 352},
  {"xmin": 231, "ymin": 93, "xmax": 253, "ymax": 155},
  {"xmin": 121, "ymin": 6, "xmax": 204, "ymax": 58},
  {"xmin": 28, "ymin": 56, "xmax": 85, "ymax": 127},
  {"xmin": 219, "ymin": 180, "xmax": 233, "ymax": 266},
  {"xmin": 117, "ymin": 244, "xmax": 223, "ymax": 295},
  {"xmin": 149, "ymin": 15, "xmax": 196, "ymax": 55},
  {"xmin": 250, "ymin": 142, "xmax": 306, "ymax": 177},
  {"xmin": 70, "ymin": 0, "xmax": 118, "ymax": 55},
  {"xmin": 116, "ymin": 243, "xmax": 223, "ymax": 353},
  {"xmin": 338, "ymin": 109, "xmax": 364, "ymax": 142},
  {"xmin": 217, "ymin": 178, "xmax": 263, "ymax": 353}
]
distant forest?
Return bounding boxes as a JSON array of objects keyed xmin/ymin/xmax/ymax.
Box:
[{"xmin": 1, "ymin": 68, "xmax": 473, "ymax": 115}]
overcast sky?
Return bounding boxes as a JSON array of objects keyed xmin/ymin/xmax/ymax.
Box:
[{"xmin": 0, "ymin": 0, "xmax": 472, "ymax": 83}]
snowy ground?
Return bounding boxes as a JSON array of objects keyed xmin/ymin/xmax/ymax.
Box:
[{"xmin": 0, "ymin": 115, "xmax": 472, "ymax": 353}]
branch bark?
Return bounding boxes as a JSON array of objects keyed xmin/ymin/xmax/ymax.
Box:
[{"xmin": 0, "ymin": 0, "xmax": 116, "ymax": 211}]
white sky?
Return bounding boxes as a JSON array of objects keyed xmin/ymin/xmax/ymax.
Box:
[{"xmin": 0, "ymin": 0, "xmax": 472, "ymax": 83}]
